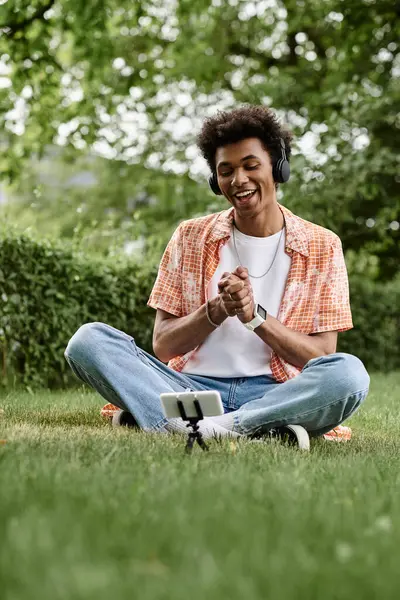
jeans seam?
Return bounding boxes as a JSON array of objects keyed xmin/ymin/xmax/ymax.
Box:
[
  {"xmin": 287, "ymin": 386, "xmax": 369, "ymax": 423},
  {"xmin": 139, "ymin": 350, "xmax": 198, "ymax": 391},
  {"xmin": 236, "ymin": 386, "xmax": 369, "ymax": 435},
  {"xmin": 227, "ymin": 380, "xmax": 238, "ymax": 410},
  {"xmin": 66, "ymin": 353, "xmax": 117, "ymax": 395},
  {"xmin": 66, "ymin": 354, "xmax": 168, "ymax": 431},
  {"xmin": 71, "ymin": 331, "xmax": 194, "ymax": 397}
]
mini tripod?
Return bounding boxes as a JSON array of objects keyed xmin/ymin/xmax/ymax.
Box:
[{"xmin": 177, "ymin": 399, "xmax": 209, "ymax": 454}]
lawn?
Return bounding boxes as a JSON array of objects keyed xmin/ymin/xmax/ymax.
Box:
[{"xmin": 1, "ymin": 371, "xmax": 400, "ymax": 600}]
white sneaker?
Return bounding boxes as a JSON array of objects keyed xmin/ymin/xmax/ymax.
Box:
[
  {"xmin": 112, "ymin": 410, "xmax": 139, "ymax": 429},
  {"xmin": 250, "ymin": 424, "xmax": 310, "ymax": 451},
  {"xmin": 278, "ymin": 424, "xmax": 310, "ymax": 451}
]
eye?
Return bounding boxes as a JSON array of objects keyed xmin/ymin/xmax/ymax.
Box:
[
  {"xmin": 220, "ymin": 170, "xmax": 232, "ymax": 177},
  {"xmin": 246, "ymin": 164, "xmax": 259, "ymax": 170}
]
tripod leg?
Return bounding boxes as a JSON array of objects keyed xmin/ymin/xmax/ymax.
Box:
[
  {"xmin": 196, "ymin": 433, "xmax": 209, "ymax": 452},
  {"xmin": 185, "ymin": 433, "xmax": 195, "ymax": 454},
  {"xmin": 183, "ymin": 421, "xmax": 209, "ymax": 454}
]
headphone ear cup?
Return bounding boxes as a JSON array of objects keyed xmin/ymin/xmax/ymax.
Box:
[
  {"xmin": 208, "ymin": 173, "xmax": 223, "ymax": 195},
  {"xmin": 273, "ymin": 159, "xmax": 290, "ymax": 183},
  {"xmin": 280, "ymin": 159, "xmax": 290, "ymax": 183}
]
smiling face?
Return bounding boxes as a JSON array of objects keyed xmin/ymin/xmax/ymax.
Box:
[{"xmin": 215, "ymin": 137, "xmax": 277, "ymax": 220}]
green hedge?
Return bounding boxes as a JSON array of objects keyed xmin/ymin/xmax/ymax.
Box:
[
  {"xmin": 338, "ymin": 275, "xmax": 400, "ymax": 372},
  {"xmin": 0, "ymin": 227, "xmax": 158, "ymax": 388},
  {"xmin": 1, "ymin": 228, "xmax": 399, "ymax": 388}
]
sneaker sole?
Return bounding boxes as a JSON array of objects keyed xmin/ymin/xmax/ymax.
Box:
[
  {"xmin": 249, "ymin": 424, "xmax": 310, "ymax": 451},
  {"xmin": 284, "ymin": 424, "xmax": 310, "ymax": 451},
  {"xmin": 112, "ymin": 410, "xmax": 138, "ymax": 429}
]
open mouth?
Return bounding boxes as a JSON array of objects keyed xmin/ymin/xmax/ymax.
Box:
[{"xmin": 234, "ymin": 189, "xmax": 258, "ymax": 204}]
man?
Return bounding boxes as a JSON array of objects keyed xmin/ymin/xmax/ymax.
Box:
[{"xmin": 65, "ymin": 105, "xmax": 370, "ymax": 449}]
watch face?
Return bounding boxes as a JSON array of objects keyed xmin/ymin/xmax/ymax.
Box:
[{"xmin": 257, "ymin": 304, "xmax": 267, "ymax": 320}]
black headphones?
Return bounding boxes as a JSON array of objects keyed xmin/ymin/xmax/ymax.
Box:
[{"xmin": 208, "ymin": 138, "xmax": 290, "ymax": 196}]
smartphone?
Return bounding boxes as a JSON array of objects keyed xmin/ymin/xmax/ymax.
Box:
[{"xmin": 160, "ymin": 390, "xmax": 224, "ymax": 419}]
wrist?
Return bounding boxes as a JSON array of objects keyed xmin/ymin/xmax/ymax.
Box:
[
  {"xmin": 208, "ymin": 296, "xmax": 229, "ymax": 326},
  {"xmin": 238, "ymin": 299, "xmax": 256, "ymax": 324},
  {"xmin": 243, "ymin": 303, "xmax": 267, "ymax": 331}
]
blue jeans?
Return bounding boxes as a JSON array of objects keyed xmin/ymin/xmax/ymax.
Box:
[{"xmin": 64, "ymin": 322, "xmax": 370, "ymax": 437}]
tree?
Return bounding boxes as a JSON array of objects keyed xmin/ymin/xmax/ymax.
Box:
[{"xmin": 1, "ymin": 0, "xmax": 399, "ymax": 279}]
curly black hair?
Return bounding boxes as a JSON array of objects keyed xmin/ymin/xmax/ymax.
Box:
[{"xmin": 196, "ymin": 105, "xmax": 293, "ymax": 173}]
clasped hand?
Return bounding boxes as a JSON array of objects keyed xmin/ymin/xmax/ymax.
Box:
[{"xmin": 217, "ymin": 266, "xmax": 255, "ymax": 324}]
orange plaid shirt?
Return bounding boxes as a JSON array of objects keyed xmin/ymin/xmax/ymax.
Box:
[{"xmin": 147, "ymin": 203, "xmax": 353, "ymax": 382}]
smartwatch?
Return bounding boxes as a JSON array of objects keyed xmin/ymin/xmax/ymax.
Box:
[{"xmin": 244, "ymin": 304, "xmax": 268, "ymax": 332}]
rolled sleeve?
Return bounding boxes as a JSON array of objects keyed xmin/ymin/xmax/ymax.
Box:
[
  {"xmin": 312, "ymin": 236, "xmax": 353, "ymax": 333},
  {"xmin": 147, "ymin": 224, "xmax": 183, "ymax": 317}
]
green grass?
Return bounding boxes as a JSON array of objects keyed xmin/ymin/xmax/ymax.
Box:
[{"xmin": 1, "ymin": 373, "xmax": 400, "ymax": 600}]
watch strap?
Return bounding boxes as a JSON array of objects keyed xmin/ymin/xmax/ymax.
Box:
[{"xmin": 244, "ymin": 305, "xmax": 267, "ymax": 331}]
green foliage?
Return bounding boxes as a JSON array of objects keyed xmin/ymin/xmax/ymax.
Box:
[
  {"xmin": 338, "ymin": 275, "xmax": 400, "ymax": 373},
  {"xmin": 338, "ymin": 246, "xmax": 400, "ymax": 372},
  {"xmin": 1, "ymin": 154, "xmax": 225, "ymax": 260},
  {"xmin": 1, "ymin": 0, "xmax": 398, "ymax": 280},
  {"xmin": 0, "ymin": 225, "xmax": 158, "ymax": 388},
  {"xmin": 1, "ymin": 228, "xmax": 399, "ymax": 388}
]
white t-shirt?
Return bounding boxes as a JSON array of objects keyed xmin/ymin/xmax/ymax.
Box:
[{"xmin": 181, "ymin": 226, "xmax": 292, "ymax": 377}]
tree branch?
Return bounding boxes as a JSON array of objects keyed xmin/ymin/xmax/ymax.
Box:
[{"xmin": 1, "ymin": 0, "xmax": 56, "ymax": 37}]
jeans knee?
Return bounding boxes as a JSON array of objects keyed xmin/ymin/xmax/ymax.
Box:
[
  {"xmin": 331, "ymin": 353, "xmax": 370, "ymax": 396},
  {"xmin": 64, "ymin": 322, "xmax": 108, "ymax": 364}
]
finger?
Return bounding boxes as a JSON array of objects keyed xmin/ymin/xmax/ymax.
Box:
[
  {"xmin": 228, "ymin": 288, "xmax": 250, "ymax": 302},
  {"xmin": 221, "ymin": 299, "xmax": 241, "ymax": 317},
  {"xmin": 229, "ymin": 277, "xmax": 252, "ymax": 295},
  {"xmin": 228, "ymin": 292, "xmax": 252, "ymax": 307},
  {"xmin": 233, "ymin": 265, "xmax": 249, "ymax": 279},
  {"xmin": 218, "ymin": 276, "xmax": 242, "ymax": 292},
  {"xmin": 237, "ymin": 279, "xmax": 253, "ymax": 298},
  {"xmin": 218, "ymin": 275, "xmax": 234, "ymax": 289},
  {"xmin": 221, "ymin": 292, "xmax": 235, "ymax": 307},
  {"xmin": 224, "ymin": 280, "xmax": 245, "ymax": 295},
  {"xmin": 220, "ymin": 290, "xmax": 234, "ymax": 304},
  {"xmin": 234, "ymin": 301, "xmax": 252, "ymax": 316},
  {"xmin": 218, "ymin": 279, "xmax": 230, "ymax": 291},
  {"xmin": 223, "ymin": 293, "xmax": 252, "ymax": 313},
  {"xmin": 240, "ymin": 298, "xmax": 254, "ymax": 312},
  {"xmin": 233, "ymin": 296, "xmax": 253, "ymax": 310},
  {"xmin": 220, "ymin": 271, "xmax": 241, "ymax": 282}
]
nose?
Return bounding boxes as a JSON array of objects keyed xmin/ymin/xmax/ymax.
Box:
[{"xmin": 231, "ymin": 168, "xmax": 249, "ymax": 188}]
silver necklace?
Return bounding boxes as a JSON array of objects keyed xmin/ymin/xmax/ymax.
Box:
[{"xmin": 232, "ymin": 223, "xmax": 285, "ymax": 279}]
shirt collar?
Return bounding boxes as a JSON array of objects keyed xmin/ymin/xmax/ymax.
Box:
[{"xmin": 208, "ymin": 203, "xmax": 310, "ymax": 257}]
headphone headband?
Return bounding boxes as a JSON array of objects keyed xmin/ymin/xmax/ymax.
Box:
[{"xmin": 280, "ymin": 138, "xmax": 287, "ymax": 161}]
